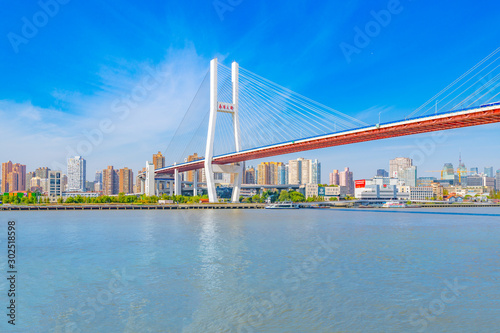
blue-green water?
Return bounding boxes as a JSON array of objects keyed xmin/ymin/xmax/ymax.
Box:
[{"xmin": 1, "ymin": 208, "xmax": 499, "ymax": 332}]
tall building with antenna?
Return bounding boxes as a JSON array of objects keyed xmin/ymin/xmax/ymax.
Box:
[{"xmin": 457, "ymin": 152, "xmax": 467, "ymax": 185}]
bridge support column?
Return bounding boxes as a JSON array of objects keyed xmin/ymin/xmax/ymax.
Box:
[
  {"xmin": 140, "ymin": 177, "xmax": 145, "ymax": 194},
  {"xmin": 230, "ymin": 61, "xmax": 242, "ymax": 203},
  {"xmin": 205, "ymin": 58, "xmax": 219, "ymax": 203},
  {"xmin": 169, "ymin": 180, "xmax": 173, "ymax": 196},
  {"xmin": 205, "ymin": 58, "xmax": 242, "ymax": 203},
  {"xmin": 193, "ymin": 170, "xmax": 198, "ymax": 197},
  {"xmin": 145, "ymin": 161, "xmax": 155, "ymax": 196},
  {"xmin": 174, "ymin": 169, "xmax": 181, "ymax": 196}
]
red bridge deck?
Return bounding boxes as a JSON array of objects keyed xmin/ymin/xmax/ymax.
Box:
[{"xmin": 156, "ymin": 105, "xmax": 500, "ymax": 174}]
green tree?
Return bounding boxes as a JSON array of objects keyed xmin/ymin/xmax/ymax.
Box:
[
  {"xmin": 289, "ymin": 191, "xmax": 305, "ymax": 202},
  {"xmin": 278, "ymin": 190, "xmax": 290, "ymax": 202}
]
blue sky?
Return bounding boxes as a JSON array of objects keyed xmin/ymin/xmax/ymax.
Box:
[{"xmin": 1, "ymin": 0, "xmax": 499, "ymax": 181}]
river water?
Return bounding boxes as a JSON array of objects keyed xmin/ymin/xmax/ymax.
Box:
[{"xmin": 1, "ymin": 208, "xmax": 499, "ymax": 332}]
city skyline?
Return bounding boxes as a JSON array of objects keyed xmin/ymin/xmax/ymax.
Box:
[
  {"xmin": 3, "ymin": 152, "xmax": 499, "ymax": 193},
  {"xmin": 3, "ymin": 150, "xmax": 499, "ymax": 184}
]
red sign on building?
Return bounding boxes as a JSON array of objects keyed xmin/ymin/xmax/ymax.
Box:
[{"xmin": 355, "ymin": 180, "xmax": 366, "ymax": 188}]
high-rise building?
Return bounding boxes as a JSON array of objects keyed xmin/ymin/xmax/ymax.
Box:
[
  {"xmin": 417, "ymin": 177, "xmax": 436, "ymax": 187},
  {"xmin": 95, "ymin": 171, "xmax": 102, "ymax": 184},
  {"xmin": 400, "ymin": 165, "xmax": 417, "ymax": 187},
  {"xmin": 376, "ymin": 169, "xmax": 389, "ymax": 177},
  {"xmin": 271, "ymin": 162, "xmax": 284, "ymax": 185},
  {"xmin": 94, "ymin": 171, "xmax": 103, "ymax": 192},
  {"xmin": 103, "ymin": 166, "xmax": 119, "ymax": 195},
  {"xmin": 285, "ymin": 164, "xmax": 289, "ymax": 184},
  {"xmin": 329, "ymin": 170, "xmax": 340, "ymax": 185},
  {"xmin": 278, "ymin": 163, "xmax": 288, "ymax": 185},
  {"xmin": 85, "ymin": 181, "xmax": 94, "ymax": 192},
  {"xmin": 48, "ymin": 171, "xmax": 62, "ymax": 198},
  {"xmin": 61, "ymin": 174, "xmax": 68, "ymax": 192},
  {"xmin": 1, "ymin": 161, "xmax": 26, "ymax": 193},
  {"xmin": 339, "ymin": 167, "xmax": 354, "ymax": 195},
  {"xmin": 470, "ymin": 167, "xmax": 479, "ymax": 175},
  {"xmin": 257, "ymin": 162, "xmax": 284, "ymax": 185},
  {"xmin": 301, "ymin": 159, "xmax": 311, "ymax": 184},
  {"xmin": 186, "ymin": 153, "xmax": 203, "ymax": 182},
  {"xmin": 484, "ymin": 167, "xmax": 494, "ymax": 178},
  {"xmin": 289, "ymin": 159, "xmax": 302, "ymax": 185},
  {"xmin": 118, "ymin": 168, "xmax": 134, "ymax": 194},
  {"xmin": 389, "ymin": 157, "xmax": 412, "ymax": 178},
  {"xmin": 457, "ymin": 157, "xmax": 467, "ymax": 185},
  {"xmin": 67, "ymin": 156, "xmax": 86, "ymax": 192},
  {"xmin": 257, "ymin": 162, "xmax": 271, "ymax": 185},
  {"xmin": 244, "ymin": 166, "xmax": 255, "ymax": 184},
  {"xmin": 288, "ymin": 158, "xmax": 314, "ymax": 184},
  {"xmin": 311, "ymin": 159, "xmax": 321, "ymax": 184},
  {"xmin": 40, "ymin": 178, "xmax": 49, "ymax": 193},
  {"xmin": 153, "ymin": 152, "xmax": 165, "ymax": 170},
  {"xmin": 483, "ymin": 176, "xmax": 495, "ymax": 188},
  {"xmin": 35, "ymin": 167, "xmax": 50, "ymax": 179},
  {"xmin": 496, "ymin": 170, "xmax": 500, "ymax": 191},
  {"xmin": 26, "ymin": 171, "xmax": 35, "ymax": 190},
  {"xmin": 467, "ymin": 175, "xmax": 483, "ymax": 186},
  {"xmin": 30, "ymin": 177, "xmax": 42, "ymax": 191},
  {"xmin": 442, "ymin": 163, "xmax": 455, "ymax": 180}
]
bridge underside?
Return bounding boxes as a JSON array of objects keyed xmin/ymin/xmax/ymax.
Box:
[{"xmin": 156, "ymin": 106, "xmax": 500, "ymax": 175}]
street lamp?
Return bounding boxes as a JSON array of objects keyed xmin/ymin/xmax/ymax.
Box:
[{"xmin": 376, "ymin": 111, "xmax": 383, "ymax": 128}]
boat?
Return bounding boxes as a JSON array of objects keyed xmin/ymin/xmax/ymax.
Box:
[
  {"xmin": 265, "ymin": 201, "xmax": 300, "ymax": 209},
  {"xmin": 382, "ymin": 201, "xmax": 407, "ymax": 208}
]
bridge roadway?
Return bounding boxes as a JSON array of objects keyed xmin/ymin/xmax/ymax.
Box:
[
  {"xmin": 179, "ymin": 183, "xmax": 300, "ymax": 190},
  {"xmin": 156, "ymin": 104, "xmax": 500, "ymax": 175}
]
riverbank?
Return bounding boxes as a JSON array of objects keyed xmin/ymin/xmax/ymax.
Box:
[
  {"xmin": 1, "ymin": 202, "xmax": 499, "ymax": 211},
  {"xmin": 0, "ymin": 203, "xmax": 266, "ymax": 211}
]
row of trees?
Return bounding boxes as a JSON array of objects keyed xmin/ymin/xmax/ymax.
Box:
[
  {"xmin": 1, "ymin": 193, "xmax": 213, "ymax": 205},
  {"xmin": 1, "ymin": 195, "xmax": 38, "ymax": 205},
  {"xmin": 62, "ymin": 193, "xmax": 212, "ymax": 204}
]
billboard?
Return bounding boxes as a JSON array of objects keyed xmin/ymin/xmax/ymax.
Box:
[
  {"xmin": 318, "ymin": 187, "xmax": 326, "ymax": 196},
  {"xmin": 355, "ymin": 180, "xmax": 366, "ymax": 188}
]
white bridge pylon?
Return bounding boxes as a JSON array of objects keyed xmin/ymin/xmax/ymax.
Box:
[{"xmin": 205, "ymin": 58, "xmax": 243, "ymax": 203}]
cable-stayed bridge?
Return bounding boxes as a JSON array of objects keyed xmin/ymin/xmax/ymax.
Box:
[{"xmin": 143, "ymin": 48, "xmax": 500, "ymax": 202}]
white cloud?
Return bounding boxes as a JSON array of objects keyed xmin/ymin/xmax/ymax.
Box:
[{"xmin": 0, "ymin": 46, "xmax": 211, "ymax": 175}]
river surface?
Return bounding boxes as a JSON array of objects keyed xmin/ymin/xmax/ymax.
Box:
[{"xmin": 1, "ymin": 208, "xmax": 499, "ymax": 332}]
